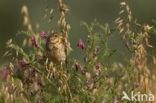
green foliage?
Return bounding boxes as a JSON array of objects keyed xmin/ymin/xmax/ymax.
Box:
[{"xmin": 0, "ymin": 1, "xmax": 156, "ymax": 103}]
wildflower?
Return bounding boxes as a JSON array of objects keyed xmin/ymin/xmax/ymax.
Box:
[
  {"xmin": 95, "ymin": 63, "xmax": 102, "ymax": 76},
  {"xmin": 95, "ymin": 63, "xmax": 101, "ymax": 70},
  {"xmin": 0, "ymin": 68, "xmax": 10, "ymax": 81},
  {"xmin": 40, "ymin": 31, "xmax": 48, "ymax": 39},
  {"xmin": 77, "ymin": 39, "xmax": 85, "ymax": 49},
  {"xmin": 19, "ymin": 59, "xmax": 29, "ymax": 68},
  {"xmin": 31, "ymin": 36, "xmax": 39, "ymax": 48}
]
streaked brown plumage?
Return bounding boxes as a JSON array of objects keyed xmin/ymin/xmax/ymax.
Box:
[{"xmin": 46, "ymin": 32, "xmax": 71, "ymax": 64}]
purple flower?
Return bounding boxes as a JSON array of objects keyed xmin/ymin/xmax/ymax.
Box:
[
  {"xmin": 0, "ymin": 68, "xmax": 10, "ymax": 81},
  {"xmin": 77, "ymin": 39, "xmax": 85, "ymax": 49},
  {"xmin": 19, "ymin": 59, "xmax": 29, "ymax": 68},
  {"xmin": 95, "ymin": 63, "xmax": 101, "ymax": 70},
  {"xmin": 95, "ymin": 63, "xmax": 102, "ymax": 76},
  {"xmin": 31, "ymin": 36, "xmax": 39, "ymax": 48},
  {"xmin": 40, "ymin": 31, "xmax": 48, "ymax": 39}
]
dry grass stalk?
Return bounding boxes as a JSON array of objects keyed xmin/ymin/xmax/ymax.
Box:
[
  {"xmin": 116, "ymin": 0, "xmax": 152, "ymax": 94},
  {"xmin": 21, "ymin": 5, "xmax": 33, "ymax": 33}
]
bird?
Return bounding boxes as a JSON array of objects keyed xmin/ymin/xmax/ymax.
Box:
[{"xmin": 46, "ymin": 32, "xmax": 71, "ymax": 65}]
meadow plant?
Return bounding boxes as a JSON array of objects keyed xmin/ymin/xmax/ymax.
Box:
[{"xmin": 0, "ymin": 0, "xmax": 156, "ymax": 103}]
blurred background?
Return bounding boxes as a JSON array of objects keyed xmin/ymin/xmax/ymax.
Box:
[{"xmin": 0, "ymin": 0, "xmax": 156, "ymax": 66}]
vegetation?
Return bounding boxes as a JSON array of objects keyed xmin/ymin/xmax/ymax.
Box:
[{"xmin": 0, "ymin": 0, "xmax": 156, "ymax": 103}]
